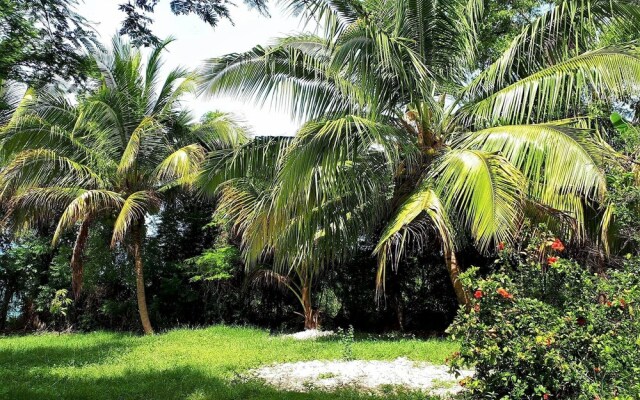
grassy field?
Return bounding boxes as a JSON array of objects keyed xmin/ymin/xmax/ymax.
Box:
[{"xmin": 0, "ymin": 326, "xmax": 459, "ymax": 400}]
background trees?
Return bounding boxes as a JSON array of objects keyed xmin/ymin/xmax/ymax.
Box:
[
  {"xmin": 1, "ymin": 0, "xmax": 640, "ymax": 335},
  {"xmin": 0, "ymin": 0, "xmax": 98, "ymax": 86}
]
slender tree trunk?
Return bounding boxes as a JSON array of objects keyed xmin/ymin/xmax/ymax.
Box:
[
  {"xmin": 0, "ymin": 288, "xmax": 13, "ymax": 331},
  {"xmin": 70, "ymin": 219, "xmax": 91, "ymax": 300},
  {"xmin": 388, "ymin": 272, "xmax": 404, "ymax": 331},
  {"xmin": 445, "ymin": 250, "xmax": 470, "ymax": 306},
  {"xmin": 132, "ymin": 225, "xmax": 153, "ymax": 335},
  {"xmin": 301, "ymin": 284, "xmax": 318, "ymax": 330}
]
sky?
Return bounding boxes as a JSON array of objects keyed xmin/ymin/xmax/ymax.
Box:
[{"xmin": 76, "ymin": 0, "xmax": 310, "ymax": 136}]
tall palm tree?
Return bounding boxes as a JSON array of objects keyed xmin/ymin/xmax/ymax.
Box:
[
  {"xmin": 199, "ymin": 0, "xmax": 640, "ymax": 305},
  {"xmin": 0, "ymin": 37, "xmax": 245, "ymax": 333}
]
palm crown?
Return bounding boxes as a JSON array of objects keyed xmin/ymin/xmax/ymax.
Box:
[{"xmin": 199, "ymin": 0, "xmax": 640, "ymax": 305}]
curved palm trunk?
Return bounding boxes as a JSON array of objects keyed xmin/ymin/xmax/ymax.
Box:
[
  {"xmin": 301, "ymin": 284, "xmax": 319, "ymax": 330},
  {"xmin": 70, "ymin": 219, "xmax": 91, "ymax": 300},
  {"xmin": 445, "ymin": 250, "xmax": 470, "ymax": 306},
  {"xmin": 132, "ymin": 224, "xmax": 153, "ymax": 335}
]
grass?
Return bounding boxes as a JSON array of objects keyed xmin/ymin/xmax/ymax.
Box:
[{"xmin": 0, "ymin": 325, "xmax": 459, "ymax": 400}]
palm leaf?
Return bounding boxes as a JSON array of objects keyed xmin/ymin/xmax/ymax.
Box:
[
  {"xmin": 431, "ymin": 149, "xmax": 525, "ymax": 252},
  {"xmin": 53, "ymin": 189, "xmax": 125, "ymax": 245},
  {"xmin": 459, "ymin": 47, "xmax": 640, "ymax": 126}
]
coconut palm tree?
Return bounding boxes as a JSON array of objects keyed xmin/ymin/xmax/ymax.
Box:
[
  {"xmin": 198, "ymin": 132, "xmax": 392, "ymax": 329},
  {"xmin": 199, "ymin": 0, "xmax": 640, "ymax": 305},
  {"xmin": 0, "ymin": 37, "xmax": 247, "ymax": 333}
]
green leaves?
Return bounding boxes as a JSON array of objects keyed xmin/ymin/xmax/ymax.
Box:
[
  {"xmin": 376, "ymin": 148, "xmax": 526, "ymax": 271},
  {"xmin": 459, "ymin": 47, "xmax": 640, "ymax": 126},
  {"xmin": 457, "ymin": 123, "xmax": 612, "ymax": 236},
  {"xmin": 433, "ymin": 150, "xmax": 525, "ymax": 252},
  {"xmin": 195, "ymin": 0, "xmax": 640, "ymax": 293},
  {"xmin": 0, "ymin": 36, "xmax": 212, "ymax": 251},
  {"xmin": 374, "ymin": 179, "xmax": 454, "ymax": 287},
  {"xmin": 53, "ymin": 189, "xmax": 125, "ymax": 245},
  {"xmin": 112, "ymin": 191, "xmax": 159, "ymax": 246}
]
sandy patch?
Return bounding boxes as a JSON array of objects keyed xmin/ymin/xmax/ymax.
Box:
[
  {"xmin": 282, "ymin": 329, "xmax": 335, "ymax": 340},
  {"xmin": 249, "ymin": 357, "xmax": 473, "ymax": 396}
]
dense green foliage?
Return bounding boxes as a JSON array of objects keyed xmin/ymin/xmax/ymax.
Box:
[
  {"xmin": 449, "ymin": 231, "xmax": 640, "ymax": 399},
  {"xmin": 0, "ymin": 0, "xmax": 98, "ymax": 85},
  {"xmin": 0, "ymin": 325, "xmax": 457, "ymax": 399},
  {"xmin": 2, "ymin": 0, "xmax": 640, "ymax": 337},
  {"xmin": 4, "ymin": 0, "xmax": 640, "ymax": 398}
]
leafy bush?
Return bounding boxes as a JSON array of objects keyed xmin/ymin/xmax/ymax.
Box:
[{"xmin": 448, "ymin": 243, "xmax": 640, "ymax": 399}]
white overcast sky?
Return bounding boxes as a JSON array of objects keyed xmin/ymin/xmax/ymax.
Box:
[{"xmin": 76, "ymin": 0, "xmax": 309, "ymax": 136}]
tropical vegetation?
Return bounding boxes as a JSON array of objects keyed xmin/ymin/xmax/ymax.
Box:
[
  {"xmin": 449, "ymin": 228, "xmax": 640, "ymax": 398},
  {"xmin": 199, "ymin": 0, "xmax": 640, "ymax": 310},
  {"xmin": 2, "ymin": 0, "xmax": 640, "ymax": 398}
]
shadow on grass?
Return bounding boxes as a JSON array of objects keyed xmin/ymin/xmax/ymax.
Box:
[
  {"xmin": 0, "ymin": 343, "xmax": 429, "ymax": 400},
  {"xmin": 0, "ymin": 336, "xmax": 137, "ymax": 369},
  {"xmin": 314, "ymin": 332, "xmax": 447, "ymax": 344},
  {"xmin": 1, "ymin": 366, "xmax": 430, "ymax": 400}
]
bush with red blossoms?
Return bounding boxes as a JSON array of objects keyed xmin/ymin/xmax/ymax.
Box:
[{"xmin": 448, "ymin": 257, "xmax": 640, "ymax": 399}]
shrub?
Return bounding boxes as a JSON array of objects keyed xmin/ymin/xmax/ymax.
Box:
[{"xmin": 448, "ymin": 247, "xmax": 640, "ymax": 399}]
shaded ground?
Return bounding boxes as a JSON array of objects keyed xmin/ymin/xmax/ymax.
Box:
[{"xmin": 0, "ymin": 326, "xmax": 459, "ymax": 400}]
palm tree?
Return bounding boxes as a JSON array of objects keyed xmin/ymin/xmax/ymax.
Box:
[
  {"xmin": 198, "ymin": 132, "xmax": 391, "ymax": 329},
  {"xmin": 199, "ymin": 0, "xmax": 640, "ymax": 305},
  {"xmin": 0, "ymin": 37, "xmax": 246, "ymax": 333}
]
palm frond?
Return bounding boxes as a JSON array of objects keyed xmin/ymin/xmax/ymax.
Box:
[
  {"xmin": 53, "ymin": 189, "xmax": 125, "ymax": 245},
  {"xmin": 111, "ymin": 191, "xmax": 160, "ymax": 246},
  {"xmin": 153, "ymin": 144, "xmax": 206, "ymax": 186},
  {"xmin": 464, "ymin": 0, "xmax": 640, "ymax": 102},
  {"xmin": 431, "ymin": 149, "xmax": 525, "ymax": 252},
  {"xmin": 1, "ymin": 149, "xmax": 105, "ymax": 194},
  {"xmin": 373, "ymin": 178, "xmax": 455, "ymax": 290},
  {"xmin": 456, "ymin": 123, "xmax": 610, "ymax": 208},
  {"xmin": 459, "ymin": 47, "xmax": 640, "ymax": 126}
]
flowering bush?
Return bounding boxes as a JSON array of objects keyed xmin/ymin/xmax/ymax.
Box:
[{"xmin": 448, "ymin": 255, "xmax": 640, "ymax": 399}]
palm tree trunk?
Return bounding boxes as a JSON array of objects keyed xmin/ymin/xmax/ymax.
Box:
[
  {"xmin": 445, "ymin": 249, "xmax": 470, "ymax": 306},
  {"xmin": 0, "ymin": 288, "xmax": 13, "ymax": 331},
  {"xmin": 301, "ymin": 284, "xmax": 318, "ymax": 330},
  {"xmin": 70, "ymin": 219, "xmax": 91, "ymax": 300},
  {"xmin": 132, "ymin": 224, "xmax": 153, "ymax": 335}
]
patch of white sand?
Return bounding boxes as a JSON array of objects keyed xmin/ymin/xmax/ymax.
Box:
[
  {"xmin": 250, "ymin": 357, "xmax": 473, "ymax": 396},
  {"xmin": 282, "ymin": 329, "xmax": 335, "ymax": 340}
]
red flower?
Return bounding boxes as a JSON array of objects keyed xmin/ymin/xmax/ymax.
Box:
[
  {"xmin": 547, "ymin": 256, "xmax": 558, "ymax": 265},
  {"xmin": 577, "ymin": 317, "xmax": 587, "ymax": 326},
  {"xmin": 497, "ymin": 288, "xmax": 513, "ymax": 299},
  {"xmin": 543, "ymin": 394, "xmax": 550, "ymax": 400},
  {"xmin": 606, "ymin": 301, "xmax": 613, "ymax": 307},
  {"xmin": 474, "ymin": 290, "xmax": 484, "ymax": 299},
  {"xmin": 497, "ymin": 242, "xmax": 505, "ymax": 251},
  {"xmin": 551, "ymin": 238, "xmax": 565, "ymax": 251},
  {"xmin": 620, "ymin": 298, "xmax": 627, "ymax": 308}
]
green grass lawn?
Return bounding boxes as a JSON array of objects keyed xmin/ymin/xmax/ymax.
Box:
[{"xmin": 0, "ymin": 326, "xmax": 459, "ymax": 400}]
